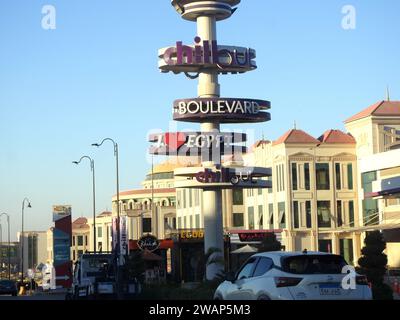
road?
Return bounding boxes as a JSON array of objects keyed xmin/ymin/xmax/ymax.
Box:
[{"xmin": 0, "ymin": 293, "xmax": 66, "ymax": 300}]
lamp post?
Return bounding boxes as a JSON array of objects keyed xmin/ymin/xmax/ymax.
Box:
[
  {"xmin": 0, "ymin": 213, "xmax": 11, "ymax": 280},
  {"xmin": 92, "ymin": 138, "xmax": 122, "ymax": 297},
  {"xmin": 21, "ymin": 198, "xmax": 32, "ymax": 285},
  {"xmin": 73, "ymin": 156, "xmax": 97, "ymax": 253}
]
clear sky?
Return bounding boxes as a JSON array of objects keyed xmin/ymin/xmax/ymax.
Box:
[{"xmin": 0, "ymin": 0, "xmax": 399, "ymax": 240}]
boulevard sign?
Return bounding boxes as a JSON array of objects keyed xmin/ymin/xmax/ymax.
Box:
[{"xmin": 173, "ymin": 98, "xmax": 271, "ymax": 123}]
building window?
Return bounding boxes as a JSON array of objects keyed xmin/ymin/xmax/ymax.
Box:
[
  {"xmin": 361, "ymin": 171, "xmax": 379, "ymax": 225},
  {"xmin": 316, "ymin": 163, "xmax": 330, "ymax": 190},
  {"xmin": 349, "ymin": 201, "xmax": 354, "ymax": 227},
  {"xmin": 77, "ymin": 236, "xmax": 83, "ymax": 246},
  {"xmin": 194, "ymin": 189, "xmax": 200, "ymax": 206},
  {"xmin": 347, "ymin": 164, "xmax": 354, "ymax": 190},
  {"xmin": 306, "ymin": 201, "xmax": 312, "ymax": 228},
  {"xmin": 189, "ymin": 190, "xmax": 193, "ymax": 207},
  {"xmin": 178, "ymin": 217, "xmax": 182, "ymax": 229},
  {"xmin": 98, "ymin": 242, "xmax": 103, "ymax": 252},
  {"xmin": 73, "ymin": 251, "xmax": 76, "ymax": 261},
  {"xmin": 278, "ymin": 202, "xmax": 286, "ymax": 229},
  {"xmin": 337, "ymin": 201, "xmax": 343, "ymax": 227},
  {"xmin": 268, "ymin": 176, "xmax": 273, "ymax": 193},
  {"xmin": 292, "ymin": 163, "xmax": 298, "ymax": 191},
  {"xmin": 233, "ymin": 189, "xmax": 243, "ymax": 205},
  {"xmin": 189, "ymin": 215, "xmax": 193, "ymax": 229},
  {"xmin": 268, "ymin": 203, "xmax": 274, "ymax": 227},
  {"xmin": 183, "ymin": 190, "xmax": 186, "ymax": 208},
  {"xmin": 142, "ymin": 218, "xmax": 152, "ymax": 233},
  {"xmin": 177, "ymin": 191, "xmax": 181, "ymax": 209},
  {"xmin": 317, "ymin": 201, "xmax": 331, "ymax": 228},
  {"xmin": 385, "ymin": 196, "xmax": 400, "ymax": 207},
  {"xmin": 258, "ymin": 205, "xmax": 263, "ymax": 228},
  {"xmin": 72, "ymin": 236, "xmax": 75, "ymax": 246},
  {"xmin": 293, "ymin": 201, "xmax": 299, "ymax": 229},
  {"xmin": 85, "ymin": 235, "xmax": 88, "ymax": 246},
  {"xmin": 233, "ymin": 213, "xmax": 244, "ymax": 227},
  {"xmin": 304, "ymin": 163, "xmax": 310, "ymax": 190},
  {"xmin": 195, "ymin": 215, "xmax": 200, "ymax": 228},
  {"xmin": 335, "ymin": 163, "xmax": 341, "ymax": 190},
  {"xmin": 258, "ymin": 188, "xmax": 263, "ymax": 195},
  {"xmin": 97, "ymin": 226, "xmax": 102, "ymax": 238},
  {"xmin": 78, "ymin": 250, "xmax": 83, "ymax": 258},
  {"xmin": 248, "ymin": 207, "xmax": 255, "ymax": 230}
]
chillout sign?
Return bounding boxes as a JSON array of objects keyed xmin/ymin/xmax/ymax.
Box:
[
  {"xmin": 195, "ymin": 167, "xmax": 268, "ymax": 185},
  {"xmin": 159, "ymin": 37, "xmax": 256, "ymax": 74},
  {"xmin": 137, "ymin": 235, "xmax": 160, "ymax": 252},
  {"xmin": 173, "ymin": 98, "xmax": 271, "ymax": 123}
]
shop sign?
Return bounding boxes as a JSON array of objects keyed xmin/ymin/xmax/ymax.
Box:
[
  {"xmin": 179, "ymin": 230, "xmax": 204, "ymax": 240},
  {"xmin": 138, "ymin": 235, "xmax": 160, "ymax": 252},
  {"xmin": 173, "ymin": 98, "xmax": 270, "ymax": 123},
  {"xmin": 238, "ymin": 232, "xmax": 271, "ymax": 242}
]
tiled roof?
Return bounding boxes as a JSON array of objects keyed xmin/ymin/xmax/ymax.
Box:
[
  {"xmin": 345, "ymin": 100, "xmax": 400, "ymax": 123},
  {"xmin": 273, "ymin": 129, "xmax": 320, "ymax": 146},
  {"xmin": 318, "ymin": 130, "xmax": 356, "ymax": 144},
  {"xmin": 72, "ymin": 217, "xmax": 89, "ymax": 229},
  {"xmin": 97, "ymin": 211, "xmax": 112, "ymax": 217}
]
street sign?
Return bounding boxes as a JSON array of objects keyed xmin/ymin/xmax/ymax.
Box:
[
  {"xmin": 148, "ymin": 132, "xmax": 247, "ymax": 157},
  {"xmin": 173, "ymin": 98, "xmax": 271, "ymax": 123}
]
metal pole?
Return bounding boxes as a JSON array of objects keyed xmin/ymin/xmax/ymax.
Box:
[
  {"xmin": 7, "ymin": 215, "xmax": 10, "ymax": 280},
  {"xmin": 21, "ymin": 202, "xmax": 24, "ymax": 285},
  {"xmin": 196, "ymin": 15, "xmax": 224, "ymax": 280},
  {"xmin": 92, "ymin": 160, "xmax": 97, "ymax": 254}
]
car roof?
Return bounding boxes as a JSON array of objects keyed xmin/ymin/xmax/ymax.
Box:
[{"xmin": 251, "ymin": 251, "xmax": 335, "ymax": 266}]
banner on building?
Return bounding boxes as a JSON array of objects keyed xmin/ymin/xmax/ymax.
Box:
[
  {"xmin": 52, "ymin": 205, "xmax": 72, "ymax": 288},
  {"xmin": 120, "ymin": 216, "xmax": 128, "ymax": 256}
]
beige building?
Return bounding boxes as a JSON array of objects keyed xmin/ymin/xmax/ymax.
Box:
[
  {"xmin": 242, "ymin": 99, "xmax": 400, "ymax": 267},
  {"xmin": 71, "ymin": 217, "xmax": 90, "ymax": 262},
  {"xmin": 243, "ymin": 129, "xmax": 359, "ymax": 264}
]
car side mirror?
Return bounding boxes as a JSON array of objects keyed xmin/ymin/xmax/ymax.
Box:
[{"xmin": 225, "ymin": 271, "xmax": 236, "ymax": 283}]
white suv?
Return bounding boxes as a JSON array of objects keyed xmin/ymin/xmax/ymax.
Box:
[{"xmin": 214, "ymin": 251, "xmax": 372, "ymax": 300}]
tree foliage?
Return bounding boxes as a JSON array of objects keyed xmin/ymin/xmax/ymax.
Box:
[
  {"xmin": 357, "ymin": 231, "xmax": 393, "ymax": 300},
  {"xmin": 258, "ymin": 233, "xmax": 282, "ymax": 253}
]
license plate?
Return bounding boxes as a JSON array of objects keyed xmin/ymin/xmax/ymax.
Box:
[{"xmin": 319, "ymin": 284, "xmax": 341, "ymax": 296}]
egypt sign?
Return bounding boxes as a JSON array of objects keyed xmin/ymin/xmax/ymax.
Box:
[
  {"xmin": 148, "ymin": 132, "xmax": 247, "ymax": 157},
  {"xmin": 173, "ymin": 98, "xmax": 271, "ymax": 123},
  {"xmin": 159, "ymin": 37, "xmax": 256, "ymax": 74}
]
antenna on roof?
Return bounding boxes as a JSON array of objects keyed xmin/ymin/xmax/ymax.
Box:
[
  {"xmin": 386, "ymin": 85, "xmax": 390, "ymax": 102},
  {"xmin": 293, "ymin": 120, "xmax": 297, "ymax": 130}
]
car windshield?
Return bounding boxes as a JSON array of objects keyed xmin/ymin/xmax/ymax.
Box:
[{"xmin": 281, "ymin": 255, "xmax": 347, "ymax": 275}]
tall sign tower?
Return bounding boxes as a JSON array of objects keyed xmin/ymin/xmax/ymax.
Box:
[{"xmin": 151, "ymin": 0, "xmax": 272, "ymax": 279}]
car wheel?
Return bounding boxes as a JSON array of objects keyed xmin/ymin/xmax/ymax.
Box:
[{"xmin": 258, "ymin": 295, "xmax": 271, "ymax": 301}]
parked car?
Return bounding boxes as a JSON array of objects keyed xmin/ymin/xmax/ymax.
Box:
[
  {"xmin": 214, "ymin": 251, "xmax": 372, "ymax": 300},
  {"xmin": 0, "ymin": 280, "xmax": 18, "ymax": 296}
]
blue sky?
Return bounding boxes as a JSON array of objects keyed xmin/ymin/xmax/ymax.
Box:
[{"xmin": 0, "ymin": 0, "xmax": 399, "ymax": 240}]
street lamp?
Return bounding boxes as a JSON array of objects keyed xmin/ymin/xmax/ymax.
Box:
[
  {"xmin": 0, "ymin": 223, "xmax": 2, "ymax": 279},
  {"xmin": 0, "ymin": 213, "xmax": 11, "ymax": 280},
  {"xmin": 73, "ymin": 156, "xmax": 97, "ymax": 254},
  {"xmin": 21, "ymin": 198, "xmax": 32, "ymax": 284},
  {"xmin": 92, "ymin": 138, "xmax": 122, "ymax": 297}
]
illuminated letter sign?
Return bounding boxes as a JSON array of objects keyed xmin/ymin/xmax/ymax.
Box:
[
  {"xmin": 173, "ymin": 98, "xmax": 271, "ymax": 123},
  {"xmin": 159, "ymin": 37, "xmax": 257, "ymax": 74},
  {"xmin": 138, "ymin": 235, "xmax": 160, "ymax": 252}
]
